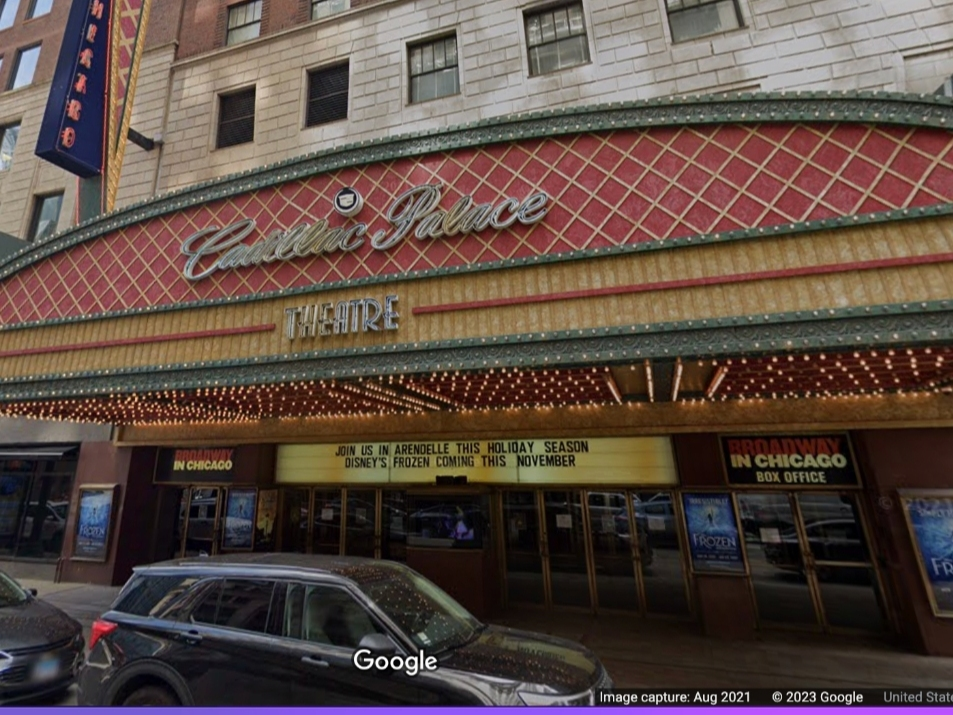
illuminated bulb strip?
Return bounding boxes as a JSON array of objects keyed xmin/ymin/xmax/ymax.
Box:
[
  {"xmin": 706, "ymin": 366, "xmax": 729, "ymax": 398},
  {"xmin": 604, "ymin": 372, "xmax": 623, "ymax": 405},
  {"xmin": 645, "ymin": 360, "xmax": 654, "ymax": 403},
  {"xmin": 671, "ymin": 358, "xmax": 683, "ymax": 402}
]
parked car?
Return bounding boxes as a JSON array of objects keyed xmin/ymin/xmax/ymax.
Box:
[
  {"xmin": 19, "ymin": 501, "xmax": 69, "ymax": 553},
  {"xmin": 77, "ymin": 554, "xmax": 613, "ymax": 706},
  {"xmin": 0, "ymin": 571, "xmax": 85, "ymax": 704}
]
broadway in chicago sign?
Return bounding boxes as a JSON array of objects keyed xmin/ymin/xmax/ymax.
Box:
[
  {"xmin": 720, "ymin": 434, "xmax": 858, "ymax": 487},
  {"xmin": 154, "ymin": 447, "xmax": 236, "ymax": 483}
]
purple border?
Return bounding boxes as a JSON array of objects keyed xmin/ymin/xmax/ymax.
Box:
[{"xmin": 2, "ymin": 708, "xmax": 945, "ymax": 712}]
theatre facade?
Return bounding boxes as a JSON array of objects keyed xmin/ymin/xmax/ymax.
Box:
[{"xmin": 1, "ymin": 92, "xmax": 953, "ymax": 655}]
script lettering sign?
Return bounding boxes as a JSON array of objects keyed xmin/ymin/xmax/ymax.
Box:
[{"xmin": 181, "ymin": 184, "xmax": 550, "ymax": 281}]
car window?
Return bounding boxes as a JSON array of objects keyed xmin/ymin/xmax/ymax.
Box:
[
  {"xmin": 281, "ymin": 582, "xmax": 383, "ymax": 650},
  {"xmin": 191, "ymin": 579, "xmax": 274, "ymax": 633},
  {"xmin": 190, "ymin": 580, "xmax": 223, "ymax": 624},
  {"xmin": 113, "ymin": 574, "xmax": 204, "ymax": 618}
]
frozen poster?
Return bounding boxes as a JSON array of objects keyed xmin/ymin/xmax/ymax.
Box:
[
  {"xmin": 682, "ymin": 493, "xmax": 745, "ymax": 574},
  {"xmin": 902, "ymin": 496, "xmax": 953, "ymax": 615},
  {"xmin": 223, "ymin": 488, "xmax": 256, "ymax": 550},
  {"xmin": 75, "ymin": 487, "xmax": 116, "ymax": 561}
]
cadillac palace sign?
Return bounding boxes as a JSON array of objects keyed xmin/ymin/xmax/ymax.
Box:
[{"xmin": 180, "ymin": 184, "xmax": 550, "ymax": 281}]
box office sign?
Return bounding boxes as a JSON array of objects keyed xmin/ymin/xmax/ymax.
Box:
[
  {"xmin": 721, "ymin": 434, "xmax": 858, "ymax": 487},
  {"xmin": 155, "ymin": 447, "xmax": 236, "ymax": 484}
]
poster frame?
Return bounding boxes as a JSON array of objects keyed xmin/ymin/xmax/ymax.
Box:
[
  {"xmin": 221, "ymin": 487, "xmax": 258, "ymax": 551},
  {"xmin": 717, "ymin": 432, "xmax": 861, "ymax": 490},
  {"xmin": 898, "ymin": 489, "xmax": 953, "ymax": 619},
  {"xmin": 71, "ymin": 484, "xmax": 120, "ymax": 563},
  {"xmin": 254, "ymin": 488, "xmax": 279, "ymax": 552},
  {"xmin": 680, "ymin": 490, "xmax": 748, "ymax": 577}
]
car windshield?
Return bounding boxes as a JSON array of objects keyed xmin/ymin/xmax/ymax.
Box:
[
  {"xmin": 0, "ymin": 571, "xmax": 28, "ymax": 607},
  {"xmin": 357, "ymin": 566, "xmax": 482, "ymax": 654}
]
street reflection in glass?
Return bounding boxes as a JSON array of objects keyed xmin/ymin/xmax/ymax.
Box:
[{"xmin": 632, "ymin": 492, "xmax": 690, "ymax": 615}]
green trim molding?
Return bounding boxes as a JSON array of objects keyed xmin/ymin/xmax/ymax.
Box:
[
  {"xmin": 1, "ymin": 299, "xmax": 951, "ymax": 402},
  {"xmin": 0, "ymin": 92, "xmax": 953, "ymax": 334}
]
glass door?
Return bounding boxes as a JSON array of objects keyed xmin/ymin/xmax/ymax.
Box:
[
  {"xmin": 736, "ymin": 492, "xmax": 819, "ymax": 628},
  {"xmin": 632, "ymin": 491, "xmax": 691, "ymax": 616},
  {"xmin": 311, "ymin": 488, "xmax": 342, "ymax": 555},
  {"xmin": 795, "ymin": 493, "xmax": 888, "ymax": 632},
  {"xmin": 279, "ymin": 488, "xmax": 310, "ymax": 553},
  {"xmin": 587, "ymin": 491, "xmax": 638, "ymax": 611},
  {"xmin": 183, "ymin": 487, "xmax": 223, "ymax": 557},
  {"xmin": 502, "ymin": 490, "xmax": 545, "ymax": 604},
  {"xmin": 344, "ymin": 488, "xmax": 377, "ymax": 557},
  {"xmin": 542, "ymin": 490, "xmax": 592, "ymax": 608}
]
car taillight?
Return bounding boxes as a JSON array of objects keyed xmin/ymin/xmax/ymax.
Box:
[{"xmin": 89, "ymin": 619, "xmax": 118, "ymax": 650}]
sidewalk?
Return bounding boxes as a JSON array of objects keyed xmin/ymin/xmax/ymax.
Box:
[{"xmin": 13, "ymin": 577, "xmax": 953, "ymax": 696}]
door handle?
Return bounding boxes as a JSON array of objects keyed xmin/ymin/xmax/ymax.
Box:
[
  {"xmin": 181, "ymin": 630, "xmax": 203, "ymax": 645},
  {"xmin": 301, "ymin": 654, "xmax": 330, "ymax": 668}
]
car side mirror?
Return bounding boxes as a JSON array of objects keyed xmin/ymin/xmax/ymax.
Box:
[
  {"xmin": 28, "ymin": 588, "xmax": 37, "ymax": 597},
  {"xmin": 357, "ymin": 633, "xmax": 397, "ymax": 656}
]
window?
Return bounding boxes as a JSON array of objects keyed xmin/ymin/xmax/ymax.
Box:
[
  {"xmin": 283, "ymin": 582, "xmax": 382, "ymax": 649},
  {"xmin": 936, "ymin": 76, "xmax": 953, "ymax": 97},
  {"xmin": 311, "ymin": 0, "xmax": 348, "ymax": 20},
  {"xmin": 0, "ymin": 123, "xmax": 19, "ymax": 171},
  {"xmin": 226, "ymin": 0, "xmax": 261, "ymax": 46},
  {"xmin": 0, "ymin": 0, "xmax": 19, "ymax": 30},
  {"xmin": 113, "ymin": 574, "xmax": 204, "ymax": 618},
  {"xmin": 408, "ymin": 35, "xmax": 459, "ymax": 104},
  {"xmin": 524, "ymin": 2, "xmax": 589, "ymax": 76},
  {"xmin": 8, "ymin": 45, "xmax": 41, "ymax": 90},
  {"xmin": 213, "ymin": 580, "xmax": 275, "ymax": 632},
  {"xmin": 217, "ymin": 87, "xmax": 255, "ymax": 148},
  {"xmin": 28, "ymin": 192, "xmax": 63, "ymax": 242},
  {"xmin": 27, "ymin": 0, "xmax": 52, "ymax": 19},
  {"xmin": 306, "ymin": 63, "xmax": 348, "ymax": 127},
  {"xmin": 665, "ymin": 0, "xmax": 742, "ymax": 43}
]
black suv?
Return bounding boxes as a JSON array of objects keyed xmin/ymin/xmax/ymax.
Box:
[{"xmin": 77, "ymin": 554, "xmax": 612, "ymax": 706}]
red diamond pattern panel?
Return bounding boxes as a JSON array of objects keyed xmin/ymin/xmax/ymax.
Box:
[{"xmin": 3, "ymin": 122, "xmax": 953, "ymax": 326}]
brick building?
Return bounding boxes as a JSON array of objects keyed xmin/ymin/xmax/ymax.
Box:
[{"xmin": 1, "ymin": 0, "xmax": 953, "ymax": 657}]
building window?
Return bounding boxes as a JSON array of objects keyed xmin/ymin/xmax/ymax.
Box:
[
  {"xmin": 311, "ymin": 0, "xmax": 348, "ymax": 20},
  {"xmin": 8, "ymin": 45, "xmax": 41, "ymax": 90},
  {"xmin": 0, "ymin": 123, "xmax": 19, "ymax": 171},
  {"xmin": 27, "ymin": 0, "xmax": 53, "ymax": 19},
  {"xmin": 408, "ymin": 35, "xmax": 459, "ymax": 104},
  {"xmin": 0, "ymin": 0, "xmax": 20, "ymax": 30},
  {"xmin": 217, "ymin": 87, "xmax": 255, "ymax": 148},
  {"xmin": 665, "ymin": 0, "xmax": 742, "ymax": 43},
  {"xmin": 524, "ymin": 2, "xmax": 590, "ymax": 76},
  {"xmin": 226, "ymin": 0, "xmax": 261, "ymax": 46},
  {"xmin": 29, "ymin": 192, "xmax": 63, "ymax": 242},
  {"xmin": 306, "ymin": 63, "xmax": 348, "ymax": 127}
]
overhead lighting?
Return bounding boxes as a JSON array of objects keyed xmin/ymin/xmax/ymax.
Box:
[
  {"xmin": 706, "ymin": 366, "xmax": 729, "ymax": 399},
  {"xmin": 671, "ymin": 358, "xmax": 683, "ymax": 402}
]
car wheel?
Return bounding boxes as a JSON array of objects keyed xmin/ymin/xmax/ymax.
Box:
[{"xmin": 121, "ymin": 685, "xmax": 179, "ymax": 706}]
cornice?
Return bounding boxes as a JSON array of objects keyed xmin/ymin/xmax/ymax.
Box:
[{"xmin": 1, "ymin": 298, "xmax": 951, "ymax": 401}]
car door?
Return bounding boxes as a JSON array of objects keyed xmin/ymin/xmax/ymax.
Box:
[
  {"xmin": 167, "ymin": 578, "xmax": 297, "ymax": 705},
  {"xmin": 270, "ymin": 580, "xmax": 432, "ymax": 705}
]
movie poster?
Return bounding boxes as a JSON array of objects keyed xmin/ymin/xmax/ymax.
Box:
[
  {"xmin": 254, "ymin": 489, "xmax": 278, "ymax": 551},
  {"xmin": 222, "ymin": 488, "xmax": 256, "ymax": 550},
  {"xmin": 682, "ymin": 493, "xmax": 745, "ymax": 574},
  {"xmin": 902, "ymin": 495, "xmax": 953, "ymax": 615},
  {"xmin": 74, "ymin": 487, "xmax": 116, "ymax": 561}
]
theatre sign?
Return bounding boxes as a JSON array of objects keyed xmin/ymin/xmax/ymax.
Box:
[{"xmin": 180, "ymin": 184, "xmax": 550, "ymax": 281}]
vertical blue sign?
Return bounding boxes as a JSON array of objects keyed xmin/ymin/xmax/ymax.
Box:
[
  {"xmin": 35, "ymin": 0, "xmax": 111, "ymax": 178},
  {"xmin": 682, "ymin": 492, "xmax": 746, "ymax": 573}
]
